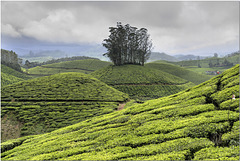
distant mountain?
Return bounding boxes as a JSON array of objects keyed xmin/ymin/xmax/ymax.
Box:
[
  {"xmin": 174, "ymin": 54, "xmax": 208, "ymax": 61},
  {"xmin": 148, "ymin": 52, "xmax": 179, "ymax": 62}
]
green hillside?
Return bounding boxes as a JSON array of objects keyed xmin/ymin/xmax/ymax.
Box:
[
  {"xmin": 1, "ymin": 72, "xmax": 129, "ymax": 140},
  {"xmin": 1, "ymin": 65, "xmax": 239, "ymax": 160},
  {"xmin": 172, "ymin": 54, "xmax": 239, "ymax": 68},
  {"xmin": 146, "ymin": 62, "xmax": 212, "ymax": 84},
  {"xmin": 28, "ymin": 59, "xmax": 112, "ymax": 76},
  {"xmin": 91, "ymin": 64, "xmax": 194, "ymax": 100},
  {"xmin": 169, "ymin": 53, "xmax": 239, "ymax": 75},
  {"xmin": 1, "ymin": 64, "xmax": 33, "ymax": 87}
]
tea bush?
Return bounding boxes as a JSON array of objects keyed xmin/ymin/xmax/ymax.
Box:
[
  {"xmin": 1, "ymin": 65, "xmax": 239, "ymax": 160},
  {"xmin": 91, "ymin": 64, "xmax": 195, "ymax": 100},
  {"xmin": 28, "ymin": 59, "xmax": 112, "ymax": 75},
  {"xmin": 145, "ymin": 62, "xmax": 212, "ymax": 84},
  {"xmin": 1, "ymin": 64, "xmax": 33, "ymax": 87},
  {"xmin": 1, "ymin": 72, "xmax": 129, "ymax": 137}
]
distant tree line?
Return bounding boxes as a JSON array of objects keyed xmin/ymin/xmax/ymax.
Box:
[
  {"xmin": 1, "ymin": 49, "xmax": 22, "ymax": 72},
  {"xmin": 208, "ymin": 58, "xmax": 233, "ymax": 68},
  {"xmin": 23, "ymin": 56, "xmax": 99, "ymax": 69},
  {"xmin": 103, "ymin": 22, "xmax": 153, "ymax": 66}
]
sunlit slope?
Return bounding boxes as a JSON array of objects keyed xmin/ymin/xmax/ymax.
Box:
[
  {"xmin": 28, "ymin": 59, "xmax": 112, "ymax": 76},
  {"xmin": 91, "ymin": 65, "xmax": 194, "ymax": 100},
  {"xmin": 146, "ymin": 62, "xmax": 212, "ymax": 84},
  {"xmin": 1, "ymin": 64, "xmax": 32, "ymax": 87},
  {"xmin": 2, "ymin": 65, "xmax": 239, "ymax": 160},
  {"xmin": 1, "ymin": 72, "xmax": 129, "ymax": 138}
]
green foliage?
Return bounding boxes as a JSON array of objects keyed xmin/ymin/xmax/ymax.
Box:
[
  {"xmin": 1, "ymin": 135, "xmax": 34, "ymax": 153},
  {"xmin": 91, "ymin": 64, "xmax": 188, "ymax": 85},
  {"xmin": 194, "ymin": 146, "xmax": 239, "ymax": 160},
  {"xmin": 1, "ymin": 65, "xmax": 239, "ymax": 160},
  {"xmin": 2, "ymin": 72, "xmax": 128, "ymax": 102},
  {"xmin": 125, "ymin": 150, "xmax": 190, "ymax": 160},
  {"xmin": 146, "ymin": 62, "xmax": 212, "ymax": 84},
  {"xmin": 222, "ymin": 121, "xmax": 239, "ymax": 146},
  {"xmin": 103, "ymin": 22, "xmax": 152, "ymax": 66},
  {"xmin": 1, "ymin": 49, "xmax": 22, "ymax": 71},
  {"xmin": 1, "ymin": 72, "xmax": 129, "ymax": 137},
  {"xmin": 171, "ymin": 54, "xmax": 239, "ymax": 68},
  {"xmin": 1, "ymin": 72, "xmax": 24, "ymax": 87},
  {"xmin": 91, "ymin": 64, "xmax": 194, "ymax": 100},
  {"xmin": 1, "ymin": 64, "xmax": 33, "ymax": 87},
  {"xmin": 28, "ymin": 59, "xmax": 112, "ymax": 76}
]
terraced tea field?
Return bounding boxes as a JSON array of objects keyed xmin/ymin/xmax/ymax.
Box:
[
  {"xmin": 1, "ymin": 64, "xmax": 33, "ymax": 87},
  {"xmin": 91, "ymin": 64, "xmax": 195, "ymax": 100},
  {"xmin": 146, "ymin": 62, "xmax": 212, "ymax": 84},
  {"xmin": 1, "ymin": 72, "xmax": 129, "ymax": 140},
  {"xmin": 1, "ymin": 65, "xmax": 239, "ymax": 160},
  {"xmin": 28, "ymin": 59, "xmax": 112, "ymax": 76}
]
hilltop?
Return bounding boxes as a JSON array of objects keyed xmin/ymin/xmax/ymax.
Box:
[
  {"xmin": 145, "ymin": 62, "xmax": 212, "ymax": 84},
  {"xmin": 28, "ymin": 59, "xmax": 112, "ymax": 76},
  {"xmin": 1, "ymin": 65, "xmax": 239, "ymax": 160},
  {"xmin": 91, "ymin": 64, "xmax": 194, "ymax": 100},
  {"xmin": 1, "ymin": 72, "xmax": 129, "ymax": 140}
]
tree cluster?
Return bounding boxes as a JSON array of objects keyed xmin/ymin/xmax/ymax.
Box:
[{"xmin": 103, "ymin": 22, "xmax": 153, "ymax": 66}]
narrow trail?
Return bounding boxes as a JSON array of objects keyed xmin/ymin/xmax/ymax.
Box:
[{"xmin": 117, "ymin": 103, "xmax": 126, "ymax": 111}]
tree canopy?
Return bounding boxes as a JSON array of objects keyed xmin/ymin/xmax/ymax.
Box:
[{"xmin": 103, "ymin": 22, "xmax": 153, "ymax": 66}]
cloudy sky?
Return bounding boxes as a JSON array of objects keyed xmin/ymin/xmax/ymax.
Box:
[{"xmin": 1, "ymin": 1, "xmax": 239, "ymax": 57}]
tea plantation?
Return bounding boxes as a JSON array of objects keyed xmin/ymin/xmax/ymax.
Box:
[
  {"xmin": 1, "ymin": 64, "xmax": 33, "ymax": 87},
  {"xmin": 1, "ymin": 72, "xmax": 129, "ymax": 140},
  {"xmin": 145, "ymin": 62, "xmax": 212, "ymax": 84},
  {"xmin": 91, "ymin": 64, "xmax": 195, "ymax": 100},
  {"xmin": 28, "ymin": 59, "xmax": 112, "ymax": 76},
  {"xmin": 2, "ymin": 65, "xmax": 239, "ymax": 160}
]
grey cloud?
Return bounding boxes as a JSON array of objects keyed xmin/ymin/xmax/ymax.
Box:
[{"xmin": 1, "ymin": 1, "xmax": 239, "ymax": 55}]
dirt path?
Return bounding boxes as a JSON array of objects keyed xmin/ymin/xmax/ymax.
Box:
[{"xmin": 117, "ymin": 103, "xmax": 126, "ymax": 111}]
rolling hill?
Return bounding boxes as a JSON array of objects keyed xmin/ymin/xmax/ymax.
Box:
[
  {"xmin": 148, "ymin": 52, "xmax": 179, "ymax": 62},
  {"xmin": 1, "ymin": 64, "xmax": 33, "ymax": 87},
  {"xmin": 169, "ymin": 52, "xmax": 239, "ymax": 75},
  {"xmin": 1, "ymin": 72, "xmax": 129, "ymax": 141},
  {"xmin": 145, "ymin": 62, "xmax": 212, "ymax": 84},
  {"xmin": 1, "ymin": 64, "xmax": 239, "ymax": 160},
  {"xmin": 28, "ymin": 59, "xmax": 112, "ymax": 76},
  {"xmin": 90, "ymin": 64, "xmax": 194, "ymax": 100}
]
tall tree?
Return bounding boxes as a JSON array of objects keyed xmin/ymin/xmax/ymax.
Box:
[{"xmin": 103, "ymin": 22, "xmax": 153, "ymax": 66}]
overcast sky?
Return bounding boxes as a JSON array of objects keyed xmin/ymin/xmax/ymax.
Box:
[{"xmin": 1, "ymin": 1, "xmax": 239, "ymax": 56}]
